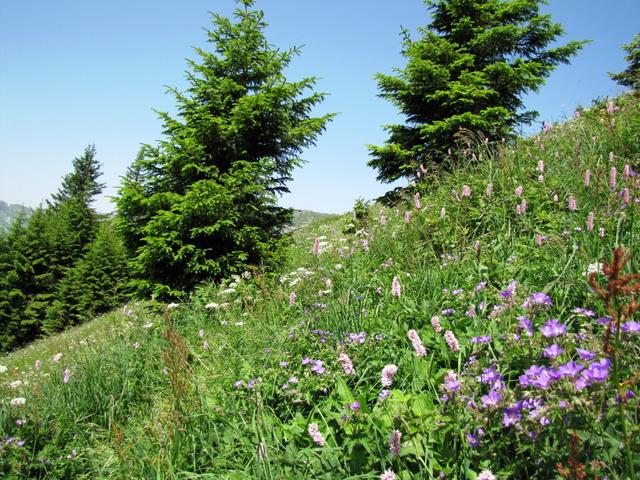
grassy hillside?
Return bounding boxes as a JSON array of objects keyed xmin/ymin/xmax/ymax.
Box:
[
  {"xmin": 291, "ymin": 209, "xmax": 336, "ymax": 229},
  {"xmin": 1, "ymin": 94, "xmax": 639, "ymax": 479}
]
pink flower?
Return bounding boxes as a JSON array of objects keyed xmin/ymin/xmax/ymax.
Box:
[
  {"xmin": 466, "ymin": 304, "xmax": 476, "ymax": 318},
  {"xmin": 431, "ymin": 316, "xmax": 443, "ymax": 333},
  {"xmin": 516, "ymin": 199, "xmax": 527, "ymax": 215},
  {"xmin": 610, "ymin": 167, "xmax": 617, "ymax": 189},
  {"xmin": 607, "ymin": 101, "xmax": 618, "ymax": 114},
  {"xmin": 537, "ymin": 160, "xmax": 544, "ymax": 173},
  {"xmin": 312, "ymin": 238, "xmax": 320, "ymax": 257},
  {"xmin": 568, "ymin": 195, "xmax": 576, "ymax": 211},
  {"xmin": 35, "ymin": 360, "xmax": 41, "ymax": 370},
  {"xmin": 389, "ymin": 430, "xmax": 402, "ymax": 456},
  {"xmin": 535, "ymin": 234, "xmax": 547, "ymax": 246},
  {"xmin": 391, "ymin": 277, "xmax": 401, "ymax": 298},
  {"xmin": 407, "ymin": 329, "xmax": 426, "ymax": 357},
  {"xmin": 477, "ymin": 470, "xmax": 496, "ymax": 480},
  {"xmin": 515, "ymin": 185, "xmax": 523, "ymax": 197},
  {"xmin": 623, "ymin": 187, "xmax": 631, "ymax": 204},
  {"xmin": 587, "ymin": 211, "xmax": 594, "ymax": 232},
  {"xmin": 338, "ymin": 352, "xmax": 355, "ymax": 376},
  {"xmin": 362, "ymin": 239, "xmax": 369, "ymax": 252},
  {"xmin": 404, "ymin": 211, "xmax": 411, "ymax": 224},
  {"xmin": 381, "ymin": 364, "xmax": 398, "ymax": 387},
  {"xmin": 485, "ymin": 182, "xmax": 493, "ymax": 197},
  {"xmin": 444, "ymin": 330, "xmax": 460, "ymax": 352},
  {"xmin": 461, "ymin": 185, "xmax": 471, "ymax": 198},
  {"xmin": 584, "ymin": 170, "xmax": 591, "ymax": 187},
  {"xmin": 380, "ymin": 470, "xmax": 397, "ymax": 480},
  {"xmin": 289, "ymin": 292, "xmax": 296, "ymax": 306},
  {"xmin": 624, "ymin": 164, "xmax": 631, "ymax": 178},
  {"xmin": 63, "ymin": 368, "xmax": 71, "ymax": 384},
  {"xmin": 52, "ymin": 353, "xmax": 63, "ymax": 363},
  {"xmin": 308, "ymin": 423, "xmax": 325, "ymax": 447},
  {"xmin": 414, "ymin": 192, "xmax": 421, "ymax": 209},
  {"xmin": 380, "ymin": 214, "xmax": 387, "ymax": 226}
]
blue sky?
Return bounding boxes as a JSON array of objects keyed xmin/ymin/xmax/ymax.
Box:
[{"xmin": 1, "ymin": 0, "xmax": 638, "ymax": 214}]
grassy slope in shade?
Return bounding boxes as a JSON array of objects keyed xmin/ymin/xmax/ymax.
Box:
[{"xmin": 1, "ymin": 94, "xmax": 639, "ymax": 479}]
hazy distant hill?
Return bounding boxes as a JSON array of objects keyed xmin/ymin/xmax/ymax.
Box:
[
  {"xmin": 291, "ymin": 209, "xmax": 334, "ymax": 229},
  {"xmin": 0, "ymin": 201, "xmax": 33, "ymax": 231}
]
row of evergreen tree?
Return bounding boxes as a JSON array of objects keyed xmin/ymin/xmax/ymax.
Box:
[{"xmin": 0, "ymin": 146, "xmax": 130, "ymax": 352}]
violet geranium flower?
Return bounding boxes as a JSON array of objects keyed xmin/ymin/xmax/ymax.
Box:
[{"xmin": 540, "ymin": 319, "xmax": 567, "ymax": 338}]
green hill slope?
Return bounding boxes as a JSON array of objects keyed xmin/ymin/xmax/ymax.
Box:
[{"xmin": 1, "ymin": 95, "xmax": 639, "ymax": 479}]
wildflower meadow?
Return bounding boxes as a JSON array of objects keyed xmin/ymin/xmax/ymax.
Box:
[{"xmin": 1, "ymin": 94, "xmax": 639, "ymax": 478}]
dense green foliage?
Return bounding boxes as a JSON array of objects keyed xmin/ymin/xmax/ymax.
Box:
[
  {"xmin": 2, "ymin": 94, "xmax": 638, "ymax": 479},
  {"xmin": 0, "ymin": 147, "xmax": 129, "ymax": 351},
  {"xmin": 369, "ymin": 0, "xmax": 585, "ymax": 183},
  {"xmin": 115, "ymin": 0, "xmax": 333, "ymax": 299},
  {"xmin": 611, "ymin": 32, "xmax": 640, "ymax": 92}
]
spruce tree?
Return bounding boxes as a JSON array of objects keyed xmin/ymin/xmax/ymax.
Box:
[
  {"xmin": 610, "ymin": 33, "xmax": 640, "ymax": 92},
  {"xmin": 369, "ymin": 0, "xmax": 585, "ymax": 183},
  {"xmin": 45, "ymin": 221, "xmax": 131, "ymax": 333},
  {"xmin": 116, "ymin": 0, "xmax": 333, "ymax": 298}
]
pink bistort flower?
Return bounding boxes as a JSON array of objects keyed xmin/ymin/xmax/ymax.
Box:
[
  {"xmin": 407, "ymin": 329, "xmax": 426, "ymax": 357},
  {"xmin": 431, "ymin": 315, "xmax": 443, "ymax": 333},
  {"xmin": 338, "ymin": 352, "xmax": 355, "ymax": 376},
  {"xmin": 414, "ymin": 192, "xmax": 421, "ymax": 209},
  {"xmin": 391, "ymin": 277, "xmax": 401, "ymax": 298},
  {"xmin": 587, "ymin": 211, "xmax": 594, "ymax": 232},
  {"xmin": 380, "ymin": 470, "xmax": 397, "ymax": 480},
  {"xmin": 568, "ymin": 195, "xmax": 576, "ymax": 211},
  {"xmin": 610, "ymin": 166, "xmax": 617, "ymax": 189},
  {"xmin": 308, "ymin": 422, "xmax": 325, "ymax": 447},
  {"xmin": 444, "ymin": 330, "xmax": 460, "ymax": 352},
  {"xmin": 584, "ymin": 170, "xmax": 591, "ymax": 187},
  {"xmin": 389, "ymin": 430, "xmax": 402, "ymax": 456},
  {"xmin": 461, "ymin": 185, "xmax": 471, "ymax": 198},
  {"xmin": 381, "ymin": 364, "xmax": 398, "ymax": 387}
]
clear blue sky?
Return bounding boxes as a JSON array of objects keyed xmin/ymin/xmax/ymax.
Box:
[{"xmin": 1, "ymin": 0, "xmax": 638, "ymax": 214}]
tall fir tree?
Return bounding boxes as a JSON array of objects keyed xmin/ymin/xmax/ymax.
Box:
[
  {"xmin": 610, "ymin": 33, "xmax": 640, "ymax": 92},
  {"xmin": 369, "ymin": 0, "xmax": 585, "ymax": 183},
  {"xmin": 116, "ymin": 0, "xmax": 333, "ymax": 298}
]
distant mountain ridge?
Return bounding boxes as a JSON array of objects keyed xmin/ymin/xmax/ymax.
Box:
[
  {"xmin": 291, "ymin": 209, "xmax": 334, "ymax": 229},
  {"xmin": 0, "ymin": 201, "xmax": 33, "ymax": 231}
]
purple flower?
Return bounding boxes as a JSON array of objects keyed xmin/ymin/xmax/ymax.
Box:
[
  {"xmin": 474, "ymin": 281, "xmax": 487, "ymax": 292},
  {"xmin": 522, "ymin": 292, "xmax": 553, "ymax": 309},
  {"xmin": 573, "ymin": 307, "xmax": 595, "ymax": 317},
  {"xmin": 576, "ymin": 348, "xmax": 596, "ymax": 361},
  {"xmin": 349, "ymin": 401, "xmax": 361, "ymax": 411},
  {"xmin": 470, "ymin": 335, "xmax": 492, "ymax": 344},
  {"xmin": 441, "ymin": 308, "xmax": 455, "ymax": 316},
  {"xmin": 621, "ymin": 321, "xmax": 640, "ymax": 333},
  {"xmin": 466, "ymin": 433, "xmax": 480, "ymax": 448},
  {"xmin": 517, "ymin": 316, "xmax": 534, "ymax": 337},
  {"xmin": 557, "ymin": 360, "xmax": 584, "ymax": 378},
  {"xmin": 379, "ymin": 389, "xmax": 391, "ymax": 400},
  {"xmin": 390, "ymin": 430, "xmax": 402, "ymax": 456},
  {"xmin": 311, "ymin": 360, "xmax": 326, "ymax": 375},
  {"xmin": 503, "ymin": 404, "xmax": 523, "ymax": 427},
  {"xmin": 443, "ymin": 371, "xmax": 460, "ymax": 392},
  {"xmin": 597, "ymin": 316, "xmax": 612, "ymax": 325},
  {"xmin": 480, "ymin": 367, "xmax": 503, "ymax": 386},
  {"xmin": 543, "ymin": 344, "xmax": 564, "ymax": 359},
  {"xmin": 540, "ymin": 319, "xmax": 567, "ymax": 338},
  {"xmin": 520, "ymin": 365, "xmax": 554, "ymax": 389},
  {"xmin": 481, "ymin": 390, "xmax": 502, "ymax": 408}
]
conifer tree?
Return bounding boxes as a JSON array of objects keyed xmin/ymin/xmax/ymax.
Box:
[
  {"xmin": 369, "ymin": 0, "xmax": 585, "ymax": 183},
  {"xmin": 116, "ymin": 0, "xmax": 333, "ymax": 298},
  {"xmin": 44, "ymin": 221, "xmax": 130, "ymax": 333},
  {"xmin": 610, "ymin": 33, "xmax": 640, "ymax": 92}
]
